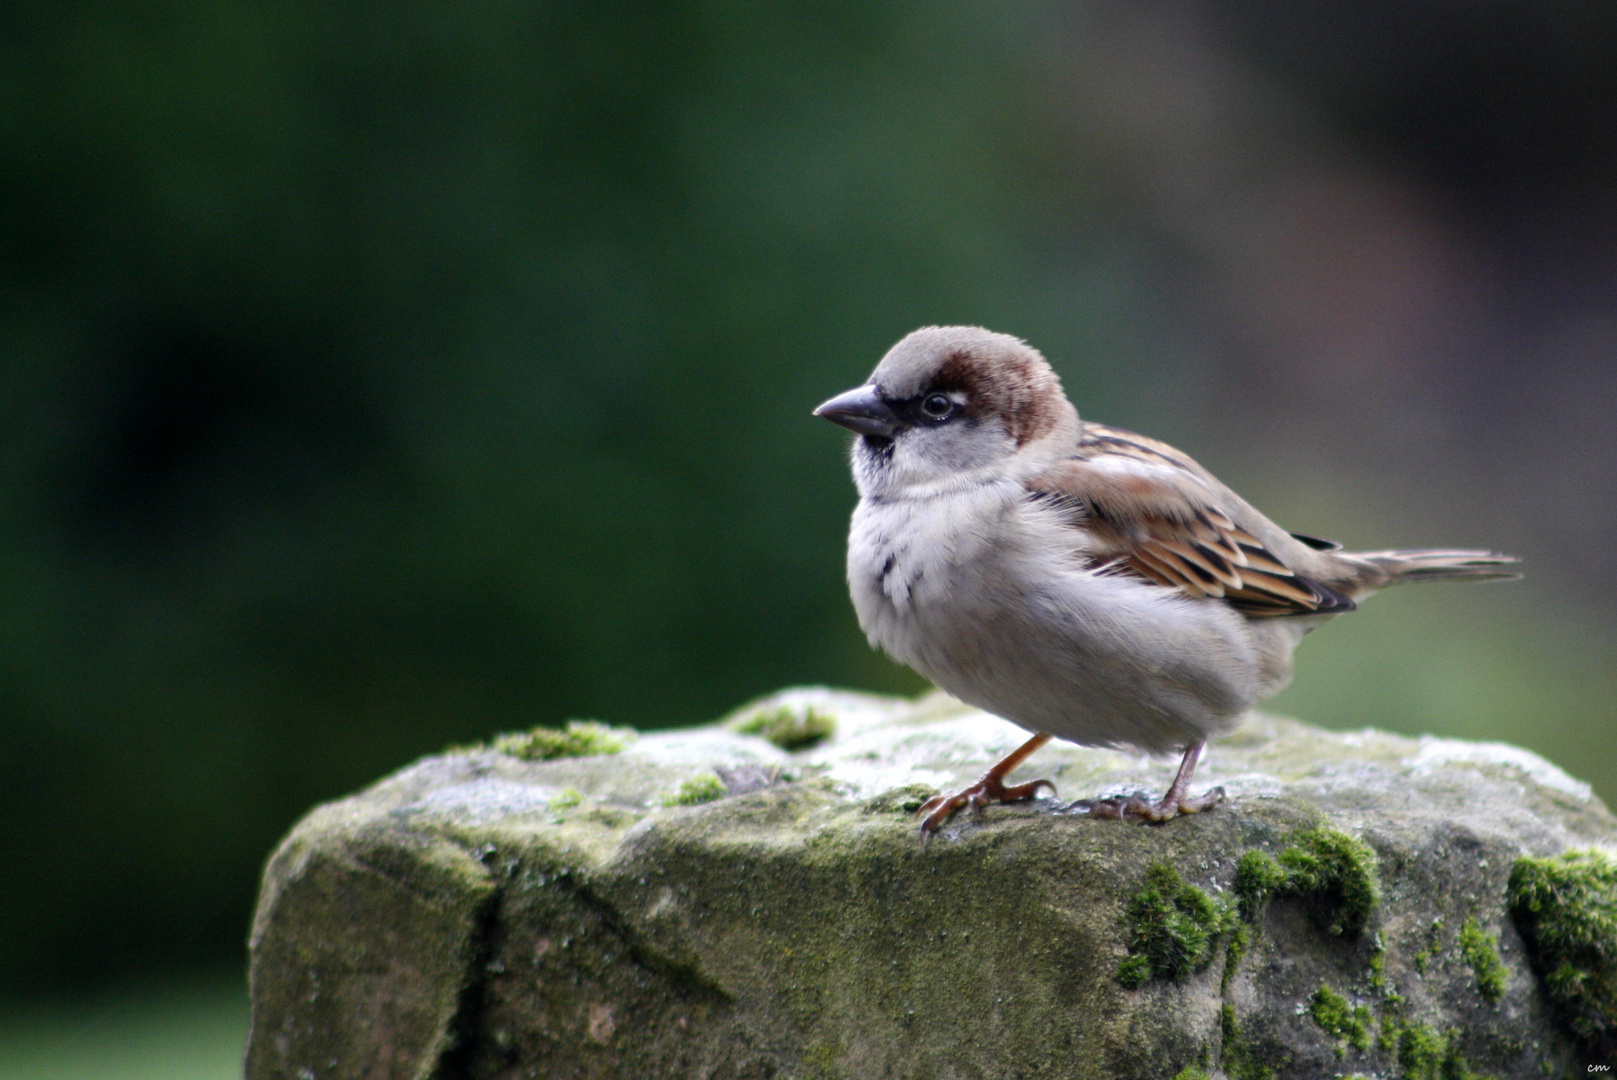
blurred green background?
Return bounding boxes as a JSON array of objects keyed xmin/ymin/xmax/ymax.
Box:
[{"xmin": 3, "ymin": 1, "xmax": 1616, "ymax": 1072}]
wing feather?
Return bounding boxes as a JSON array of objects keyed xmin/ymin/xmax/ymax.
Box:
[{"xmin": 1029, "ymin": 425, "xmax": 1355, "ymax": 617}]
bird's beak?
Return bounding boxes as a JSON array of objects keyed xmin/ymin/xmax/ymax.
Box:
[{"xmin": 813, "ymin": 384, "xmax": 902, "ymax": 438}]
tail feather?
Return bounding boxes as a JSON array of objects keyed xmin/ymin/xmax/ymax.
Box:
[{"xmin": 1347, "ymin": 548, "xmax": 1521, "ymax": 589}]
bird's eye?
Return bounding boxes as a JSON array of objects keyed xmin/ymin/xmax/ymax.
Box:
[{"xmin": 920, "ymin": 393, "xmax": 954, "ymax": 420}]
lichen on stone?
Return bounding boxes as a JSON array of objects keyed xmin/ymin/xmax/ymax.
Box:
[
  {"xmin": 1508, "ymin": 848, "xmax": 1617, "ymax": 1049},
  {"xmin": 660, "ymin": 772, "xmax": 726, "ymax": 806},
  {"xmin": 1116, "ymin": 861, "xmax": 1235, "ymax": 988},
  {"xmin": 250, "ymin": 690, "xmax": 1609, "ymax": 1078},
  {"xmin": 1308, "ymin": 983, "xmax": 1371, "ymax": 1053},
  {"xmin": 729, "ymin": 703, "xmax": 836, "ymax": 750},
  {"xmin": 1234, "ymin": 826, "xmax": 1380, "ymax": 937},
  {"xmin": 490, "ymin": 719, "xmax": 635, "ymax": 761},
  {"xmin": 1458, "ymin": 916, "xmax": 1506, "ymax": 1004}
]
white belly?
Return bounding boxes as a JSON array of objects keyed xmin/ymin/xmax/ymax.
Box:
[{"xmin": 847, "ymin": 486, "xmax": 1263, "ymax": 753}]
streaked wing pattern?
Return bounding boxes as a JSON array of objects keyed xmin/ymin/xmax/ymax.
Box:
[{"xmin": 1029, "ymin": 424, "xmax": 1355, "ymax": 617}]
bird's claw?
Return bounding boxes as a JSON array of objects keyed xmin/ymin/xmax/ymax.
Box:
[
  {"xmin": 1069, "ymin": 784, "xmax": 1225, "ymax": 823},
  {"xmin": 916, "ymin": 774, "xmax": 1056, "ymax": 840}
]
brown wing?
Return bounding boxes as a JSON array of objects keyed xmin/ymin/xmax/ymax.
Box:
[{"xmin": 1029, "ymin": 425, "xmax": 1355, "ymax": 617}]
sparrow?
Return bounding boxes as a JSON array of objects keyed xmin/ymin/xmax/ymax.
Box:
[{"xmin": 814, "ymin": 326, "xmax": 1520, "ymax": 838}]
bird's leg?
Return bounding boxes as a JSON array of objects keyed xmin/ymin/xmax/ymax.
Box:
[
  {"xmin": 916, "ymin": 732, "xmax": 1056, "ymax": 839},
  {"xmin": 1070, "ymin": 740, "xmax": 1224, "ymax": 823}
]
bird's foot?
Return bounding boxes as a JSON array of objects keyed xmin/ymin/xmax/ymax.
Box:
[
  {"xmin": 916, "ymin": 773, "xmax": 1056, "ymax": 839},
  {"xmin": 1068, "ymin": 784, "xmax": 1224, "ymax": 823},
  {"xmin": 1068, "ymin": 739, "xmax": 1222, "ymax": 823}
]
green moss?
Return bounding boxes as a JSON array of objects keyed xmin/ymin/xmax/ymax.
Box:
[
  {"xmin": 1116, "ymin": 861, "xmax": 1236, "ymax": 987},
  {"xmin": 1413, "ymin": 917, "xmax": 1445, "ymax": 976},
  {"xmin": 1220, "ymin": 1004, "xmax": 1277, "ymax": 1080},
  {"xmin": 1221, "ymin": 922, "xmax": 1249, "ymax": 993},
  {"xmin": 1308, "ymin": 983, "xmax": 1372, "ymax": 1053},
  {"xmin": 661, "ymin": 772, "xmax": 727, "ymax": 806},
  {"xmin": 1169, "ymin": 1068, "xmax": 1211, "ymax": 1080},
  {"xmin": 1508, "ymin": 849, "xmax": 1617, "ymax": 1048},
  {"xmin": 550, "ymin": 787, "xmax": 583, "ymax": 810},
  {"xmin": 1384, "ymin": 1022, "xmax": 1490, "ymax": 1080},
  {"xmin": 1235, "ymin": 849, "xmax": 1290, "ymax": 920},
  {"xmin": 491, "ymin": 720, "xmax": 635, "ymax": 761},
  {"xmin": 861, "ymin": 784, "xmax": 936, "ymax": 815},
  {"xmin": 1234, "ymin": 827, "xmax": 1380, "ymax": 937},
  {"xmin": 801, "ymin": 1041, "xmax": 843, "ymax": 1079},
  {"xmin": 731, "ymin": 704, "xmax": 835, "ymax": 750},
  {"xmin": 1395, "ymin": 1023, "xmax": 1446, "ymax": 1079},
  {"xmin": 1359, "ymin": 930, "xmax": 1496, "ymax": 1078},
  {"xmin": 1458, "ymin": 917, "xmax": 1507, "ymax": 1004}
]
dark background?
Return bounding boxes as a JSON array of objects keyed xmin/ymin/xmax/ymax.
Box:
[{"xmin": 2, "ymin": 0, "xmax": 1614, "ymax": 1029}]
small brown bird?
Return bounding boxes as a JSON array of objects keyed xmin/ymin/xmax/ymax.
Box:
[{"xmin": 815, "ymin": 326, "xmax": 1519, "ymax": 837}]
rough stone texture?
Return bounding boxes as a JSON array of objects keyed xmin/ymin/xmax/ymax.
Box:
[{"xmin": 247, "ymin": 688, "xmax": 1617, "ymax": 1078}]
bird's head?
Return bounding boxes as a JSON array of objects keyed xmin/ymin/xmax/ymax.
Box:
[{"xmin": 814, "ymin": 326, "xmax": 1078, "ymax": 497}]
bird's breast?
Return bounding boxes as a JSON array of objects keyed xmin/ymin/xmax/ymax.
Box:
[{"xmin": 846, "ymin": 484, "xmax": 1046, "ymax": 654}]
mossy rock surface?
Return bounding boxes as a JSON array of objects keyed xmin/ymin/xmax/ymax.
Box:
[{"xmin": 247, "ymin": 688, "xmax": 1617, "ymax": 1078}]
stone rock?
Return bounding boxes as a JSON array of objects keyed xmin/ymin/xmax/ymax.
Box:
[{"xmin": 246, "ymin": 688, "xmax": 1617, "ymax": 1078}]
